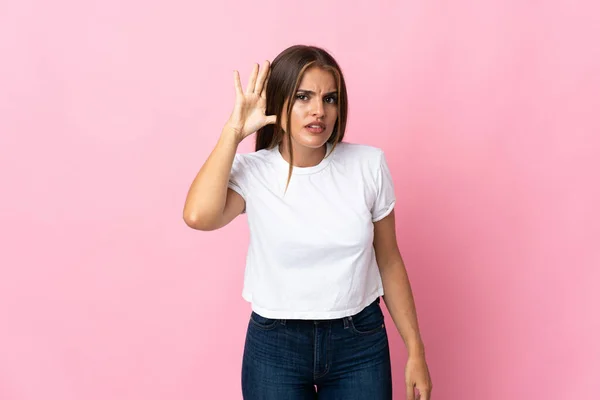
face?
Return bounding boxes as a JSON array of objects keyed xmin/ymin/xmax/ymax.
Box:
[{"xmin": 281, "ymin": 66, "xmax": 339, "ymax": 150}]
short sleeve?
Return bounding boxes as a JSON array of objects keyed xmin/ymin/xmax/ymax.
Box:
[
  {"xmin": 228, "ymin": 154, "xmax": 247, "ymax": 213},
  {"xmin": 371, "ymin": 150, "xmax": 396, "ymax": 222}
]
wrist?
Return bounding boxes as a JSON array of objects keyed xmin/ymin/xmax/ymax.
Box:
[
  {"xmin": 407, "ymin": 340, "xmax": 426, "ymax": 358},
  {"xmin": 221, "ymin": 124, "xmax": 243, "ymax": 146}
]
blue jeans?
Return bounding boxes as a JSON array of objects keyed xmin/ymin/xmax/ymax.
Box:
[{"xmin": 241, "ymin": 297, "xmax": 392, "ymax": 399}]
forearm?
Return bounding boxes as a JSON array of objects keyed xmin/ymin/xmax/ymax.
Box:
[
  {"xmin": 380, "ymin": 259, "xmax": 426, "ymax": 358},
  {"xmin": 183, "ymin": 126, "xmax": 240, "ymax": 226}
]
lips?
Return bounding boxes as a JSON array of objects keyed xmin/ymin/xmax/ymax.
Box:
[
  {"xmin": 305, "ymin": 122, "xmax": 326, "ymax": 129},
  {"xmin": 305, "ymin": 121, "xmax": 326, "ymax": 134},
  {"xmin": 305, "ymin": 123, "xmax": 326, "ymax": 134}
]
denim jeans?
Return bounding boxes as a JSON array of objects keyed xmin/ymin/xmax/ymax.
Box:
[{"xmin": 241, "ymin": 297, "xmax": 392, "ymax": 399}]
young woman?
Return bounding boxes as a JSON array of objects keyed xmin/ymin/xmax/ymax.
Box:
[{"xmin": 183, "ymin": 45, "xmax": 432, "ymax": 400}]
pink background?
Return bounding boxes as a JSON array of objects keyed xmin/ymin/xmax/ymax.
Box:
[{"xmin": 1, "ymin": 1, "xmax": 599, "ymax": 399}]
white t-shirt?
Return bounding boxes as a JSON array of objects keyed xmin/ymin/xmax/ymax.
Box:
[{"xmin": 228, "ymin": 141, "xmax": 396, "ymax": 319}]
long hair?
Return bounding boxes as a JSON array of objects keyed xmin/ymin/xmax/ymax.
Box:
[{"xmin": 255, "ymin": 45, "xmax": 348, "ymax": 190}]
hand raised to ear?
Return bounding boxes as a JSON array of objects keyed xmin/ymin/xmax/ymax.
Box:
[{"xmin": 226, "ymin": 60, "xmax": 276, "ymax": 142}]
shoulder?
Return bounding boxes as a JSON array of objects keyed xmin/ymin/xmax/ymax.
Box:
[
  {"xmin": 332, "ymin": 142, "xmax": 386, "ymax": 170},
  {"xmin": 334, "ymin": 141, "xmax": 385, "ymax": 158},
  {"xmin": 233, "ymin": 147, "xmax": 274, "ymax": 168}
]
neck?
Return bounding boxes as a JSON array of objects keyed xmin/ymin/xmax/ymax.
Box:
[{"xmin": 279, "ymin": 140, "xmax": 327, "ymax": 168}]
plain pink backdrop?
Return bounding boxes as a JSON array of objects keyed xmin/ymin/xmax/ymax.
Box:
[{"xmin": 1, "ymin": 1, "xmax": 599, "ymax": 399}]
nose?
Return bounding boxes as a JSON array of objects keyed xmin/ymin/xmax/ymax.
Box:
[{"xmin": 311, "ymin": 98, "xmax": 325, "ymax": 118}]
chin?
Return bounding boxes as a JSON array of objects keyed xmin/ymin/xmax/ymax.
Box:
[{"xmin": 293, "ymin": 132, "xmax": 333, "ymax": 149}]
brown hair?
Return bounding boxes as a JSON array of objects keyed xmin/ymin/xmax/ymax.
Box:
[{"xmin": 255, "ymin": 45, "xmax": 348, "ymax": 190}]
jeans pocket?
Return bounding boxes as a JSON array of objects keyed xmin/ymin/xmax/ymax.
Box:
[
  {"xmin": 249, "ymin": 311, "xmax": 280, "ymax": 330},
  {"xmin": 349, "ymin": 304, "xmax": 385, "ymax": 335}
]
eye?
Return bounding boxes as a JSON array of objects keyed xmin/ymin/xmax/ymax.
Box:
[
  {"xmin": 296, "ymin": 93, "xmax": 309, "ymax": 101},
  {"xmin": 324, "ymin": 95, "xmax": 338, "ymax": 104}
]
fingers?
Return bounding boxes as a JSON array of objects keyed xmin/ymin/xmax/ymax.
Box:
[
  {"xmin": 235, "ymin": 61, "xmax": 271, "ymax": 97},
  {"xmin": 264, "ymin": 114, "xmax": 277, "ymax": 125},
  {"xmin": 407, "ymin": 384, "xmax": 415, "ymax": 400},
  {"xmin": 255, "ymin": 60, "xmax": 270, "ymax": 96},
  {"xmin": 245, "ymin": 63, "xmax": 259, "ymax": 95},
  {"xmin": 261, "ymin": 68, "xmax": 271, "ymax": 99},
  {"xmin": 418, "ymin": 386, "xmax": 431, "ymax": 400},
  {"xmin": 233, "ymin": 70, "xmax": 243, "ymax": 96}
]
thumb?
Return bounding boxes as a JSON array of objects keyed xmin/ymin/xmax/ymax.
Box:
[{"xmin": 264, "ymin": 114, "xmax": 277, "ymax": 126}]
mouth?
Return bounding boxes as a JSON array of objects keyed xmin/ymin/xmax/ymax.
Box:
[{"xmin": 305, "ymin": 122, "xmax": 326, "ymax": 134}]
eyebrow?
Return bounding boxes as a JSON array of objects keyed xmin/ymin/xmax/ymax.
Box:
[{"xmin": 296, "ymin": 89, "xmax": 338, "ymax": 96}]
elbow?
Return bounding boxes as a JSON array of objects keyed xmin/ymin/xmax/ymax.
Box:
[{"xmin": 183, "ymin": 211, "xmax": 219, "ymax": 231}]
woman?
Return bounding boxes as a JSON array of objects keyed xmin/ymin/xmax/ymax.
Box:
[{"xmin": 183, "ymin": 45, "xmax": 432, "ymax": 400}]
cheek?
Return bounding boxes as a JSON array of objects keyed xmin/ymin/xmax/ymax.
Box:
[
  {"xmin": 327, "ymin": 106, "xmax": 338, "ymax": 124},
  {"xmin": 290, "ymin": 103, "xmax": 308, "ymax": 124},
  {"xmin": 281, "ymin": 105, "xmax": 302, "ymax": 134},
  {"xmin": 280, "ymin": 107, "xmax": 298, "ymax": 129}
]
